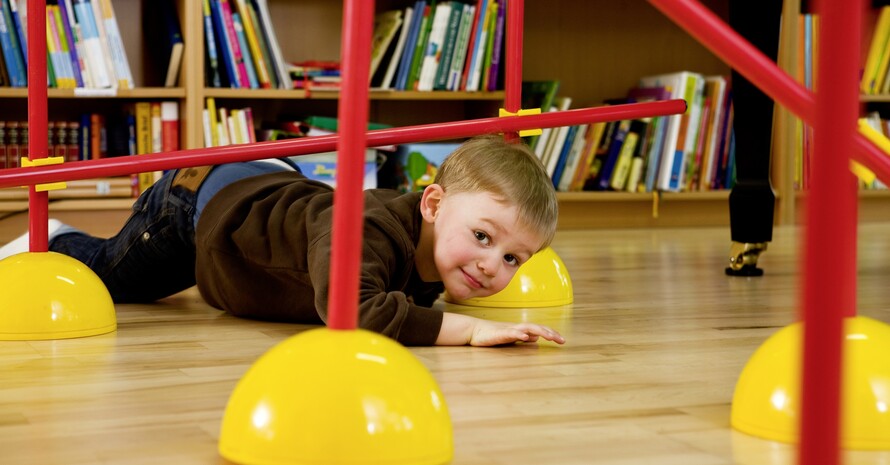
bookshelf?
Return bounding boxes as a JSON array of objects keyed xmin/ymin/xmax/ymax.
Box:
[{"xmin": 0, "ymin": 0, "xmax": 887, "ymax": 229}]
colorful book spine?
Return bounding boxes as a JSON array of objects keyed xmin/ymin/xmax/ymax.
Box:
[
  {"xmin": 219, "ymin": 0, "xmax": 250, "ymax": 88},
  {"xmin": 234, "ymin": 0, "xmax": 271, "ymax": 88},
  {"xmin": 72, "ymin": 0, "xmax": 111, "ymax": 87},
  {"xmin": 202, "ymin": 0, "xmax": 222, "ymax": 87},
  {"xmin": 97, "ymin": 0, "xmax": 133, "ymax": 88},
  {"xmin": 210, "ymin": 0, "xmax": 238, "ymax": 87},
  {"xmin": 231, "ymin": 12, "xmax": 259, "ymax": 88},
  {"xmin": 56, "ymin": 0, "xmax": 84, "ymax": 87},
  {"xmin": 0, "ymin": 0, "xmax": 25, "ymax": 86},
  {"xmin": 486, "ymin": 0, "xmax": 506, "ymax": 91}
]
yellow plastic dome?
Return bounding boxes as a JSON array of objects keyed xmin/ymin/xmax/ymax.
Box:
[
  {"xmin": 445, "ymin": 247, "xmax": 573, "ymax": 307},
  {"xmin": 219, "ymin": 328, "xmax": 453, "ymax": 465},
  {"xmin": 0, "ymin": 252, "xmax": 116, "ymax": 340},
  {"xmin": 731, "ymin": 315, "xmax": 890, "ymax": 449}
]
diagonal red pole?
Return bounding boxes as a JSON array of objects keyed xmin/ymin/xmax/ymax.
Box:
[
  {"xmin": 27, "ymin": 0, "xmax": 48, "ymax": 252},
  {"xmin": 647, "ymin": 0, "xmax": 890, "ymax": 185},
  {"xmin": 799, "ymin": 2, "xmax": 860, "ymax": 463},
  {"xmin": 503, "ymin": 0, "xmax": 524, "ymax": 142},
  {"xmin": 327, "ymin": 0, "xmax": 374, "ymax": 330}
]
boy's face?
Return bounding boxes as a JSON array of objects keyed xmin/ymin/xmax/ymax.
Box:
[{"xmin": 420, "ymin": 187, "xmax": 544, "ymax": 301}]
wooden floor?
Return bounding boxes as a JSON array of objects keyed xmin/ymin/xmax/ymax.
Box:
[{"xmin": 2, "ymin": 209, "xmax": 890, "ymax": 465}]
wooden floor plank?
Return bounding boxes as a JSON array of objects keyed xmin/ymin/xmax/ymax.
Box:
[{"xmin": 1, "ymin": 213, "xmax": 889, "ymax": 464}]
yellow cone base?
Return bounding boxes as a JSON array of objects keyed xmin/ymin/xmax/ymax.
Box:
[
  {"xmin": 445, "ymin": 247, "xmax": 573, "ymax": 308},
  {"xmin": 731, "ymin": 315, "xmax": 890, "ymax": 450},
  {"xmin": 219, "ymin": 328, "xmax": 453, "ymax": 465},
  {"xmin": 0, "ymin": 252, "xmax": 116, "ymax": 340}
]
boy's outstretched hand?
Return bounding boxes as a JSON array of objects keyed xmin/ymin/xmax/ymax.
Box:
[{"xmin": 437, "ymin": 312, "xmax": 566, "ymax": 346}]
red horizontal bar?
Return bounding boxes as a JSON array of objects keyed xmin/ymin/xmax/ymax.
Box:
[
  {"xmin": 647, "ymin": 0, "xmax": 890, "ymax": 186},
  {"xmin": 0, "ymin": 99, "xmax": 686, "ymax": 189}
]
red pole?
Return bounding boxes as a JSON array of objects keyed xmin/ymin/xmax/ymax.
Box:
[
  {"xmin": 799, "ymin": 1, "xmax": 860, "ymax": 464},
  {"xmin": 0, "ymin": 100, "xmax": 686, "ymax": 189},
  {"xmin": 27, "ymin": 0, "xmax": 48, "ymax": 252},
  {"xmin": 326, "ymin": 0, "xmax": 374, "ymax": 331},
  {"xmin": 647, "ymin": 0, "xmax": 890, "ymax": 185},
  {"xmin": 503, "ymin": 0, "xmax": 524, "ymax": 142}
]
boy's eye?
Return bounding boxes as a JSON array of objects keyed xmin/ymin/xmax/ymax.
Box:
[
  {"xmin": 474, "ymin": 231, "xmax": 490, "ymax": 245},
  {"xmin": 504, "ymin": 254, "xmax": 519, "ymax": 266}
]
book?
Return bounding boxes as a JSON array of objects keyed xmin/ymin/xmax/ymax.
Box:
[
  {"xmin": 569, "ymin": 121, "xmax": 606, "ymax": 192},
  {"xmin": 88, "ymin": 0, "xmax": 118, "ymax": 88},
  {"xmin": 72, "ymin": 0, "xmax": 111, "ymax": 87},
  {"xmin": 134, "ymin": 102, "xmax": 153, "ymax": 192},
  {"xmin": 550, "ymin": 124, "xmax": 578, "ymax": 189},
  {"xmin": 395, "ymin": 1, "xmax": 425, "ymax": 90},
  {"xmin": 406, "ymin": 2, "xmax": 432, "ymax": 90},
  {"xmin": 465, "ymin": 0, "xmax": 493, "ymax": 91},
  {"xmin": 232, "ymin": 12, "xmax": 259, "ymax": 88},
  {"xmin": 485, "ymin": 0, "xmax": 505, "ymax": 91},
  {"xmin": 160, "ymin": 101, "xmax": 179, "ymax": 153},
  {"xmin": 7, "ymin": 0, "xmax": 25, "ymax": 67},
  {"xmin": 595, "ymin": 119, "xmax": 630, "ymax": 190},
  {"xmin": 520, "ymin": 80, "xmax": 560, "ymax": 149},
  {"xmin": 55, "ymin": 0, "xmax": 85, "ymax": 87},
  {"xmin": 96, "ymin": 0, "xmax": 133, "ymax": 88},
  {"xmin": 143, "ymin": 0, "xmax": 183, "ymax": 87},
  {"xmin": 417, "ymin": 2, "xmax": 452, "ymax": 91},
  {"xmin": 202, "ymin": 0, "xmax": 222, "ymax": 87},
  {"xmin": 542, "ymin": 96, "xmax": 572, "ymax": 176},
  {"xmin": 639, "ymin": 71, "xmax": 699, "ymax": 191},
  {"xmin": 379, "ymin": 5, "xmax": 413, "ymax": 90},
  {"xmin": 61, "ymin": 0, "xmax": 93, "ymax": 87},
  {"xmin": 219, "ymin": 0, "xmax": 250, "ymax": 88},
  {"xmin": 556, "ymin": 123, "xmax": 589, "ymax": 191},
  {"xmin": 609, "ymin": 119, "xmax": 647, "ymax": 191},
  {"xmin": 370, "ymin": 9, "xmax": 403, "ymax": 84},
  {"xmin": 0, "ymin": 0, "xmax": 25, "ymax": 86},
  {"xmin": 244, "ymin": 0, "xmax": 277, "ymax": 88},
  {"xmin": 209, "ymin": 0, "xmax": 237, "ymax": 87},
  {"xmin": 862, "ymin": 6, "xmax": 890, "ymax": 94},
  {"xmin": 251, "ymin": 0, "xmax": 292, "ymax": 89},
  {"xmin": 460, "ymin": 0, "xmax": 487, "ymax": 90},
  {"xmin": 698, "ymin": 75, "xmax": 727, "ymax": 190},
  {"xmin": 233, "ymin": 0, "xmax": 271, "ymax": 88},
  {"xmin": 432, "ymin": 2, "xmax": 463, "ymax": 91},
  {"xmin": 479, "ymin": 0, "xmax": 498, "ymax": 92},
  {"xmin": 446, "ymin": 3, "xmax": 474, "ymax": 91},
  {"xmin": 47, "ymin": 5, "xmax": 76, "ymax": 88}
]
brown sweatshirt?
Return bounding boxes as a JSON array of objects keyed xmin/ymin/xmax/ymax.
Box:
[{"xmin": 194, "ymin": 171, "xmax": 445, "ymax": 345}]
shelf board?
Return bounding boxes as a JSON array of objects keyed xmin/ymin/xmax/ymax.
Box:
[
  {"xmin": 0, "ymin": 88, "xmax": 187, "ymax": 99},
  {"xmin": 203, "ymin": 88, "xmax": 505, "ymax": 101}
]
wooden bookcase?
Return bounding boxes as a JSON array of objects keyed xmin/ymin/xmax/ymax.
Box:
[{"xmin": 1, "ymin": 0, "xmax": 888, "ymax": 228}]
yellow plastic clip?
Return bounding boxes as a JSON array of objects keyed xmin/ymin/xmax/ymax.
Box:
[
  {"xmin": 21, "ymin": 156, "xmax": 67, "ymax": 192},
  {"xmin": 499, "ymin": 108, "xmax": 542, "ymax": 137}
]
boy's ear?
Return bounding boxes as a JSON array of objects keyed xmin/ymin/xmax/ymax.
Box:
[{"xmin": 420, "ymin": 184, "xmax": 445, "ymax": 222}]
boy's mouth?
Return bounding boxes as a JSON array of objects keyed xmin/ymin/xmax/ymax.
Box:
[{"xmin": 461, "ymin": 269, "xmax": 483, "ymax": 289}]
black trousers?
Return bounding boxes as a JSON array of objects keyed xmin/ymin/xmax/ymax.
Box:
[{"xmin": 727, "ymin": 0, "xmax": 784, "ymax": 243}]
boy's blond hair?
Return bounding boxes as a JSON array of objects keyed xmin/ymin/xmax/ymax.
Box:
[{"xmin": 434, "ymin": 135, "xmax": 558, "ymax": 249}]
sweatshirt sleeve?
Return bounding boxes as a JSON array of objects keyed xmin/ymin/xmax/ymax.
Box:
[{"xmin": 306, "ymin": 227, "xmax": 444, "ymax": 346}]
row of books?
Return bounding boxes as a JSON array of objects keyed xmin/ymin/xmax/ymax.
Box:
[
  {"xmin": 0, "ymin": 0, "xmax": 133, "ymax": 89},
  {"xmin": 524, "ymin": 73, "xmax": 736, "ymax": 193},
  {"xmin": 863, "ymin": 7, "xmax": 890, "ymax": 95},
  {"xmin": 203, "ymin": 0, "xmax": 292, "ymax": 89},
  {"xmin": 371, "ymin": 0, "xmax": 506, "ymax": 92}
]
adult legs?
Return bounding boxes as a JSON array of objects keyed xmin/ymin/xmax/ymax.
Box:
[{"xmin": 725, "ymin": 0, "xmax": 783, "ymax": 276}]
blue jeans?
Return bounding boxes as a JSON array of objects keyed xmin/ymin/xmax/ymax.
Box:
[{"xmin": 50, "ymin": 162, "xmax": 293, "ymax": 303}]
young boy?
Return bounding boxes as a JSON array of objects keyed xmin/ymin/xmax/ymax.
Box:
[{"xmin": 0, "ymin": 135, "xmax": 565, "ymax": 347}]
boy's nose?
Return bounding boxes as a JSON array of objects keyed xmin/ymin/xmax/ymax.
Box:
[{"xmin": 478, "ymin": 255, "xmax": 499, "ymax": 277}]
